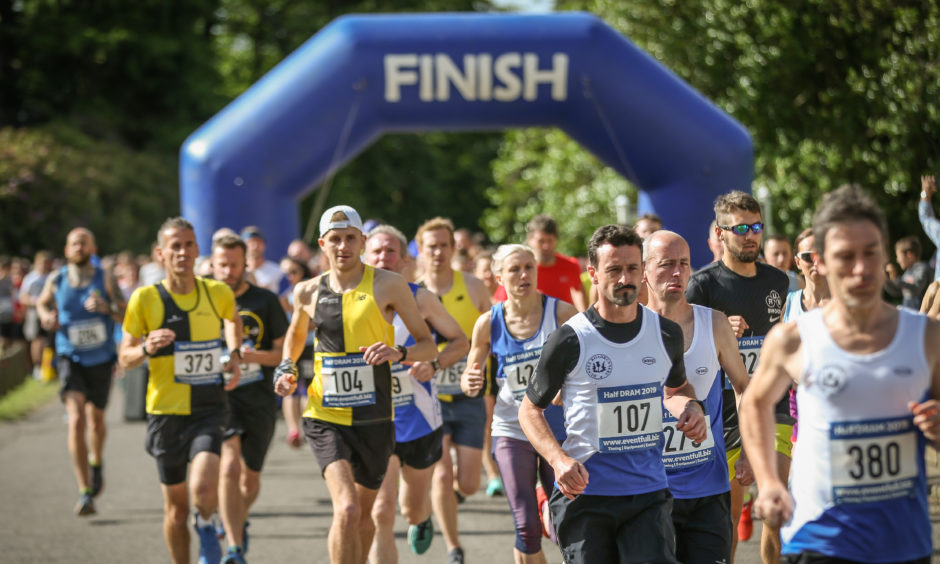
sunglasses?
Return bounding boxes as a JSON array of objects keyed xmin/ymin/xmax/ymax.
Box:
[
  {"xmin": 718, "ymin": 222, "xmax": 764, "ymax": 235},
  {"xmin": 796, "ymin": 251, "xmax": 814, "ymax": 263}
]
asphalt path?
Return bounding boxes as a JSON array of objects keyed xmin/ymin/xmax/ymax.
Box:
[{"xmin": 1, "ymin": 379, "xmax": 869, "ymax": 564}]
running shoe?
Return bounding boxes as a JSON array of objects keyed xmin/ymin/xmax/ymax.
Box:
[
  {"xmin": 738, "ymin": 498, "xmax": 754, "ymax": 542},
  {"xmin": 220, "ymin": 546, "xmax": 246, "ymax": 564},
  {"xmin": 75, "ymin": 492, "xmax": 96, "ymax": 517},
  {"xmin": 407, "ymin": 517, "xmax": 434, "ymax": 554},
  {"xmin": 485, "ymin": 477, "xmax": 504, "ymax": 497},
  {"xmin": 194, "ymin": 511, "xmax": 223, "ymax": 564},
  {"xmin": 536, "ymin": 483, "xmax": 551, "ymax": 539},
  {"xmin": 90, "ymin": 462, "xmax": 103, "ymax": 498},
  {"xmin": 446, "ymin": 547, "xmax": 465, "ymax": 564}
]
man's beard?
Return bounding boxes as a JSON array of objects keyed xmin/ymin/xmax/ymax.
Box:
[
  {"xmin": 608, "ymin": 284, "xmax": 638, "ymax": 306},
  {"xmin": 728, "ymin": 245, "xmax": 759, "ymax": 263}
]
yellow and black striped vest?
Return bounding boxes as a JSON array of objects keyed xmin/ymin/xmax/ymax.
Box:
[{"xmin": 304, "ymin": 266, "xmax": 395, "ymax": 425}]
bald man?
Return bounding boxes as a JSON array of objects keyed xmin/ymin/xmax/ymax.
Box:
[{"xmin": 37, "ymin": 228, "xmax": 126, "ymax": 516}]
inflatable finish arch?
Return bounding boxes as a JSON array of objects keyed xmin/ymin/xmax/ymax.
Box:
[{"xmin": 181, "ymin": 12, "xmax": 752, "ymax": 266}]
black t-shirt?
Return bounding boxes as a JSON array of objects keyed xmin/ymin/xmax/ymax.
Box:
[
  {"xmin": 231, "ymin": 284, "xmax": 288, "ymax": 402},
  {"xmin": 686, "ymin": 260, "xmax": 792, "ymax": 447},
  {"xmin": 527, "ymin": 305, "xmax": 687, "ymax": 409}
]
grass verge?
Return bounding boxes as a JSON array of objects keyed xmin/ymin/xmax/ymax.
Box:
[{"xmin": 0, "ymin": 378, "xmax": 59, "ymax": 421}]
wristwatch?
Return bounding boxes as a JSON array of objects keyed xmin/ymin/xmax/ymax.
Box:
[
  {"xmin": 431, "ymin": 358, "xmax": 442, "ymax": 372},
  {"xmin": 141, "ymin": 342, "xmax": 150, "ymax": 357},
  {"xmin": 395, "ymin": 344, "xmax": 407, "ymax": 362}
]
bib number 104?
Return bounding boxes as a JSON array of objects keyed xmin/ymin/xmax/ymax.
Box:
[{"xmin": 334, "ymin": 370, "xmax": 363, "ymax": 393}]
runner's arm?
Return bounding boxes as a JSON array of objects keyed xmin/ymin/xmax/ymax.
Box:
[
  {"xmin": 739, "ymin": 322, "xmax": 800, "ymax": 490},
  {"xmin": 103, "ymin": 265, "xmax": 126, "ymax": 322},
  {"xmin": 36, "ymin": 271, "xmax": 60, "ymax": 330},
  {"xmin": 660, "ymin": 318, "xmax": 706, "ymax": 441},
  {"xmin": 460, "ymin": 311, "xmax": 491, "ymax": 397},
  {"xmin": 417, "ymin": 287, "xmax": 469, "ymax": 368},
  {"xmin": 911, "ymin": 318, "xmax": 940, "ymax": 449},
  {"xmin": 282, "ymin": 278, "xmax": 315, "ymax": 363},
  {"xmin": 385, "ymin": 274, "xmax": 436, "ymax": 363},
  {"xmin": 520, "ymin": 325, "xmax": 586, "ymax": 499}
]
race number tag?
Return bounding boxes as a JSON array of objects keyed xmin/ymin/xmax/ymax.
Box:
[
  {"xmin": 67, "ymin": 319, "xmax": 108, "ymax": 349},
  {"xmin": 662, "ymin": 408, "xmax": 715, "ymax": 469},
  {"xmin": 236, "ymin": 363, "xmax": 263, "ymax": 386},
  {"xmin": 174, "ymin": 339, "xmax": 223, "ymax": 385},
  {"xmin": 391, "ymin": 362, "xmax": 414, "ymax": 408},
  {"xmin": 597, "ymin": 383, "xmax": 663, "ymax": 453},
  {"xmin": 436, "ymin": 359, "xmax": 467, "ymax": 396},
  {"xmin": 502, "ymin": 349, "xmax": 540, "ymax": 402},
  {"xmin": 829, "ymin": 416, "xmax": 918, "ymax": 504},
  {"xmin": 738, "ymin": 336, "xmax": 764, "ymax": 377},
  {"xmin": 321, "ymin": 355, "xmax": 376, "ymax": 407}
]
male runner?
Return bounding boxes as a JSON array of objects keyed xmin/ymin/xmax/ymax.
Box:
[
  {"xmin": 686, "ymin": 190, "xmax": 790, "ymax": 562},
  {"xmin": 120, "ymin": 217, "xmax": 243, "ymax": 564},
  {"xmin": 415, "ymin": 216, "xmax": 491, "ymax": 564},
  {"xmin": 37, "ymin": 228, "xmax": 125, "ymax": 516},
  {"xmin": 363, "ymin": 224, "xmax": 469, "ymax": 562},
  {"xmin": 741, "ymin": 184, "xmax": 940, "ymax": 563},
  {"xmin": 520, "ymin": 224, "xmax": 707, "ymax": 563},
  {"xmin": 273, "ymin": 205, "xmax": 436, "ymax": 564},
  {"xmin": 212, "ymin": 235, "xmax": 288, "ymax": 563},
  {"xmin": 644, "ymin": 230, "xmax": 751, "ymax": 563}
]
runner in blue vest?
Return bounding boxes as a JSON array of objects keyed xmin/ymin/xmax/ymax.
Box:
[
  {"xmin": 643, "ymin": 230, "xmax": 751, "ymax": 563},
  {"xmin": 520, "ymin": 224, "xmax": 707, "ymax": 563},
  {"xmin": 37, "ymin": 227, "xmax": 125, "ymax": 516}
]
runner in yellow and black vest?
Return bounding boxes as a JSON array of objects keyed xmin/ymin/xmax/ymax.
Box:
[
  {"xmin": 273, "ymin": 205, "xmax": 436, "ymax": 564},
  {"xmin": 415, "ymin": 217, "xmax": 491, "ymax": 564},
  {"xmin": 119, "ymin": 217, "xmax": 243, "ymax": 564}
]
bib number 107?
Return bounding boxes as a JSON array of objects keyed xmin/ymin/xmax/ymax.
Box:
[{"xmin": 612, "ymin": 402, "xmax": 651, "ymax": 434}]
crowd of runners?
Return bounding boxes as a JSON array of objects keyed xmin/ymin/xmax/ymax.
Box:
[{"xmin": 4, "ymin": 175, "xmax": 940, "ymax": 564}]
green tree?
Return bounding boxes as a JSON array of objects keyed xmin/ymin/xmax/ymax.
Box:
[{"xmin": 487, "ymin": 0, "xmax": 940, "ymax": 252}]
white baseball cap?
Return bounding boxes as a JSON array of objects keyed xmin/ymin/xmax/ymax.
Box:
[{"xmin": 319, "ymin": 205, "xmax": 364, "ymax": 237}]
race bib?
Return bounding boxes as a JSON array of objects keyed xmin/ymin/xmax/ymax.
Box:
[
  {"xmin": 67, "ymin": 319, "xmax": 108, "ymax": 349},
  {"xmin": 320, "ymin": 354, "xmax": 376, "ymax": 407},
  {"xmin": 391, "ymin": 363, "xmax": 414, "ymax": 408},
  {"xmin": 829, "ymin": 416, "xmax": 918, "ymax": 504},
  {"xmin": 502, "ymin": 349, "xmax": 540, "ymax": 402},
  {"xmin": 662, "ymin": 409, "xmax": 715, "ymax": 469},
  {"xmin": 436, "ymin": 359, "xmax": 467, "ymax": 396},
  {"xmin": 738, "ymin": 336, "xmax": 764, "ymax": 377},
  {"xmin": 174, "ymin": 339, "xmax": 223, "ymax": 385},
  {"xmin": 236, "ymin": 363, "xmax": 263, "ymax": 387},
  {"xmin": 596, "ymin": 383, "xmax": 663, "ymax": 453}
]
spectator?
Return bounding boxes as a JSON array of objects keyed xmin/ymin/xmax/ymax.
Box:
[
  {"xmin": 917, "ymin": 175, "xmax": 940, "ymax": 280},
  {"xmin": 240, "ymin": 226, "xmax": 283, "ymax": 293},
  {"xmin": 20, "ymin": 251, "xmax": 54, "ymax": 379},
  {"xmin": 885, "ymin": 235, "xmax": 932, "ymax": 310},
  {"xmin": 634, "ymin": 212, "xmax": 663, "ymax": 239}
]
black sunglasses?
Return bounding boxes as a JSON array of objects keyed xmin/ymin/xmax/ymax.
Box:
[
  {"xmin": 718, "ymin": 222, "xmax": 764, "ymax": 236},
  {"xmin": 796, "ymin": 251, "xmax": 814, "ymax": 263}
]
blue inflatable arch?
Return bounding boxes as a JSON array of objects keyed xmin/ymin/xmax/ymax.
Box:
[{"xmin": 181, "ymin": 12, "xmax": 752, "ymax": 266}]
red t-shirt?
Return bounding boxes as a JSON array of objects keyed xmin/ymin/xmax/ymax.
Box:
[{"xmin": 493, "ymin": 252, "xmax": 583, "ymax": 304}]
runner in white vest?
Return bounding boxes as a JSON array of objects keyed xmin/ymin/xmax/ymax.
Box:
[{"xmin": 740, "ymin": 185, "xmax": 940, "ymax": 564}]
